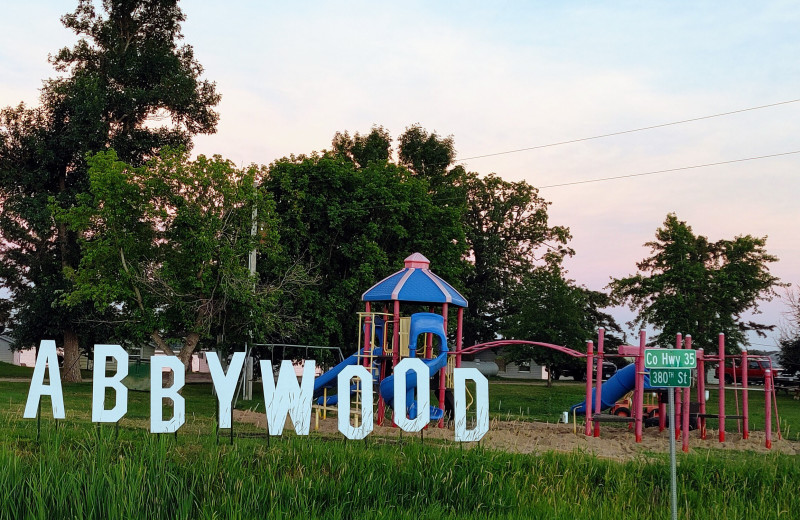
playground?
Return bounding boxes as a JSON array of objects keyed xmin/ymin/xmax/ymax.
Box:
[{"xmin": 279, "ymin": 252, "xmax": 796, "ymax": 457}]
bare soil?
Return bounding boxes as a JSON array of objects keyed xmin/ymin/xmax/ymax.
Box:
[{"xmin": 234, "ymin": 409, "xmax": 799, "ymax": 461}]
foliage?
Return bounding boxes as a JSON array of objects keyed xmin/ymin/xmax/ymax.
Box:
[
  {"xmin": 610, "ymin": 214, "xmax": 783, "ymax": 353},
  {"xmin": 331, "ymin": 125, "xmax": 392, "ymax": 168},
  {"xmin": 778, "ymin": 287, "xmax": 800, "ymax": 377},
  {"xmin": 0, "ymin": 0, "xmax": 219, "ymax": 380},
  {"xmin": 502, "ymin": 266, "xmax": 621, "ymax": 383},
  {"xmin": 56, "ymin": 149, "xmax": 304, "ymax": 367},
  {"xmin": 462, "ymin": 173, "xmax": 572, "ymax": 347},
  {"xmin": 262, "ymin": 127, "xmax": 467, "ymax": 352}
]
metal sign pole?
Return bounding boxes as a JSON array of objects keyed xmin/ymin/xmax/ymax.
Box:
[{"xmin": 668, "ymin": 387, "xmax": 678, "ymax": 520}]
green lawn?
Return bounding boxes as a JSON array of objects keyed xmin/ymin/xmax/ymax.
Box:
[
  {"xmin": 0, "ymin": 360, "xmax": 34, "ymax": 378},
  {"xmin": 1, "ymin": 377, "xmax": 799, "ymax": 519}
]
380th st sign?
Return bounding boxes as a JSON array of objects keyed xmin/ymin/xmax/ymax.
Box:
[{"xmin": 22, "ymin": 341, "xmax": 490, "ymax": 442}]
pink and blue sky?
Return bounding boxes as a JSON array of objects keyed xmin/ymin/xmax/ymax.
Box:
[{"xmin": 2, "ymin": 1, "xmax": 798, "ymax": 349}]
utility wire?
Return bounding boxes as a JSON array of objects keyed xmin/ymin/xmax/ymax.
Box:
[
  {"xmin": 455, "ymin": 98, "xmax": 800, "ymax": 162},
  {"xmin": 267, "ymin": 148, "xmax": 799, "ymax": 213},
  {"xmin": 539, "ymin": 150, "xmax": 800, "ymax": 189}
]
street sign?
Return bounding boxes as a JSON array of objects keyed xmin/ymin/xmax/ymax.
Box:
[
  {"xmin": 649, "ymin": 368, "xmax": 692, "ymax": 388},
  {"xmin": 644, "ymin": 349, "xmax": 696, "ymax": 369}
]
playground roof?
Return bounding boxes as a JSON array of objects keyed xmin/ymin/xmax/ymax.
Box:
[{"xmin": 361, "ymin": 253, "xmax": 468, "ymax": 307}]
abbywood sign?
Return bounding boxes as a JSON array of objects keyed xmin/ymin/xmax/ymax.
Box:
[{"xmin": 23, "ymin": 341, "xmax": 489, "ymax": 441}]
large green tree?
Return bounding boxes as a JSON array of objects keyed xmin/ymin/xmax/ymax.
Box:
[
  {"xmin": 57, "ymin": 149, "xmax": 302, "ymax": 371},
  {"xmin": 502, "ymin": 266, "xmax": 621, "ymax": 385},
  {"xmin": 610, "ymin": 213, "xmax": 783, "ymax": 352},
  {"xmin": 262, "ymin": 126, "xmax": 468, "ymax": 353},
  {"xmin": 0, "ymin": 0, "xmax": 219, "ymax": 380},
  {"xmin": 461, "ymin": 173, "xmax": 572, "ymax": 347}
]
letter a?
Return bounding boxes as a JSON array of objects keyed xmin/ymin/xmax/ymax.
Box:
[{"xmin": 24, "ymin": 340, "xmax": 65, "ymax": 419}]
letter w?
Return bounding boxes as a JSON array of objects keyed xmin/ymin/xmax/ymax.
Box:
[{"xmin": 259, "ymin": 360, "xmax": 315, "ymax": 436}]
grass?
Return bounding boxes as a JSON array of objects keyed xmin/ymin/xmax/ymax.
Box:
[
  {"xmin": 486, "ymin": 379, "xmax": 800, "ymax": 440},
  {"xmin": 2, "ymin": 375, "xmax": 800, "ymax": 518},
  {"xmin": 1, "ymin": 421, "xmax": 799, "ymax": 519},
  {"xmin": 0, "ymin": 360, "xmax": 34, "ymax": 378}
]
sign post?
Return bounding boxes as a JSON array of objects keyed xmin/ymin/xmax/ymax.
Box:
[{"xmin": 644, "ymin": 348, "xmax": 696, "ymax": 520}]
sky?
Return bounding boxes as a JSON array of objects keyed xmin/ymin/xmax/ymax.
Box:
[{"xmin": 1, "ymin": 1, "xmax": 798, "ymax": 350}]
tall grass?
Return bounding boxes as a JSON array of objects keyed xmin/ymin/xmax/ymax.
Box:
[{"xmin": 1, "ymin": 431, "xmax": 798, "ymax": 520}]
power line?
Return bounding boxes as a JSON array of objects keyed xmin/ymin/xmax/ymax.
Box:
[
  {"xmin": 539, "ymin": 150, "xmax": 800, "ymax": 189},
  {"xmin": 455, "ymin": 98, "xmax": 800, "ymax": 162}
]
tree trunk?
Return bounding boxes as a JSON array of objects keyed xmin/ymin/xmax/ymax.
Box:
[
  {"xmin": 62, "ymin": 328, "xmax": 82, "ymax": 383},
  {"xmin": 546, "ymin": 364, "xmax": 553, "ymax": 388},
  {"xmin": 178, "ymin": 331, "xmax": 201, "ymax": 374}
]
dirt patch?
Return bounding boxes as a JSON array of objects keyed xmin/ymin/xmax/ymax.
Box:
[{"xmin": 234, "ymin": 409, "xmax": 799, "ymax": 460}]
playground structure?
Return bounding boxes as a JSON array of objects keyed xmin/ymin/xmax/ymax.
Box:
[
  {"xmin": 311, "ymin": 253, "xmax": 595, "ymax": 430},
  {"xmin": 571, "ymin": 330, "xmax": 783, "ymax": 451},
  {"xmin": 312, "ymin": 253, "xmax": 467, "ymax": 428},
  {"xmin": 308, "ymin": 252, "xmax": 783, "ymax": 450}
]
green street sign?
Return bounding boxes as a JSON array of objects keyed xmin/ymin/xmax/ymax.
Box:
[
  {"xmin": 644, "ymin": 349, "xmax": 696, "ymax": 369},
  {"xmin": 649, "ymin": 368, "xmax": 692, "ymax": 387}
]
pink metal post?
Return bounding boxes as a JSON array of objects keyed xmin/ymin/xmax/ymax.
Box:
[
  {"xmin": 718, "ymin": 333, "xmax": 726, "ymax": 443},
  {"xmin": 584, "ymin": 341, "xmax": 594, "ymax": 436},
  {"xmin": 392, "ymin": 300, "xmax": 400, "ymax": 368},
  {"xmin": 426, "ymin": 307, "xmax": 434, "ymax": 359},
  {"xmin": 438, "ymin": 303, "xmax": 448, "ymax": 428},
  {"xmin": 363, "ymin": 303, "xmax": 372, "ymax": 368},
  {"xmin": 675, "ymin": 333, "xmax": 682, "ymax": 440},
  {"xmin": 765, "ymin": 369, "xmax": 773, "ymax": 449},
  {"xmin": 697, "ymin": 349, "xmax": 706, "ymax": 439},
  {"xmin": 635, "ymin": 330, "xmax": 646, "ymax": 442},
  {"xmin": 682, "ymin": 335, "xmax": 691, "ymax": 453},
  {"xmin": 741, "ymin": 350, "xmax": 749, "ymax": 439},
  {"xmin": 455, "ymin": 308, "xmax": 463, "ymax": 369},
  {"xmin": 593, "ymin": 330, "xmax": 605, "ymax": 437}
]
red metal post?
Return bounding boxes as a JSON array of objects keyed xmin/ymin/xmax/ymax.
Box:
[
  {"xmin": 456, "ymin": 308, "xmax": 463, "ymax": 369},
  {"xmin": 718, "ymin": 333, "xmax": 726, "ymax": 443},
  {"xmin": 675, "ymin": 333, "xmax": 682, "ymax": 440},
  {"xmin": 392, "ymin": 300, "xmax": 400, "ymax": 368},
  {"xmin": 363, "ymin": 303, "xmax": 372, "ymax": 368},
  {"xmin": 765, "ymin": 369, "xmax": 773, "ymax": 449},
  {"xmin": 593, "ymin": 330, "xmax": 605, "ymax": 437},
  {"xmin": 697, "ymin": 349, "xmax": 706, "ymax": 439},
  {"xmin": 584, "ymin": 341, "xmax": 594, "ymax": 436},
  {"xmin": 438, "ymin": 303, "xmax": 448, "ymax": 428},
  {"xmin": 682, "ymin": 335, "xmax": 691, "ymax": 453},
  {"xmin": 741, "ymin": 350, "xmax": 749, "ymax": 440},
  {"xmin": 635, "ymin": 330, "xmax": 646, "ymax": 442}
]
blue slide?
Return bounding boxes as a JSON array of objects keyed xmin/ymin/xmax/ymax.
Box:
[
  {"xmin": 313, "ymin": 318, "xmax": 387, "ymax": 406},
  {"xmin": 570, "ymin": 363, "xmax": 656, "ymax": 415},
  {"xmin": 378, "ymin": 312, "xmax": 450, "ymax": 422},
  {"xmin": 379, "ymin": 352, "xmax": 448, "ymax": 421},
  {"xmin": 313, "ymin": 347, "xmax": 378, "ymax": 406}
]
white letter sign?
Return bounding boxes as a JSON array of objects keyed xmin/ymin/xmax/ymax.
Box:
[
  {"xmin": 24, "ymin": 340, "xmax": 65, "ymax": 419},
  {"xmin": 92, "ymin": 344, "xmax": 129, "ymax": 423},
  {"xmin": 393, "ymin": 358, "xmax": 430, "ymax": 432},
  {"xmin": 150, "ymin": 355, "xmax": 185, "ymax": 433},
  {"xmin": 453, "ymin": 368, "xmax": 489, "ymax": 442},
  {"xmin": 260, "ymin": 360, "xmax": 315, "ymax": 436},
  {"xmin": 337, "ymin": 365, "xmax": 373, "ymax": 439},
  {"xmin": 207, "ymin": 351, "xmax": 245, "ymax": 428}
]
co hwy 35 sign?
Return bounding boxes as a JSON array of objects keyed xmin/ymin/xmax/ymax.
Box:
[{"xmin": 645, "ymin": 348, "xmax": 696, "ymax": 388}]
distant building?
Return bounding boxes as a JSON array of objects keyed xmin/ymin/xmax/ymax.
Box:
[{"xmin": 0, "ymin": 335, "xmax": 20, "ymax": 365}]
